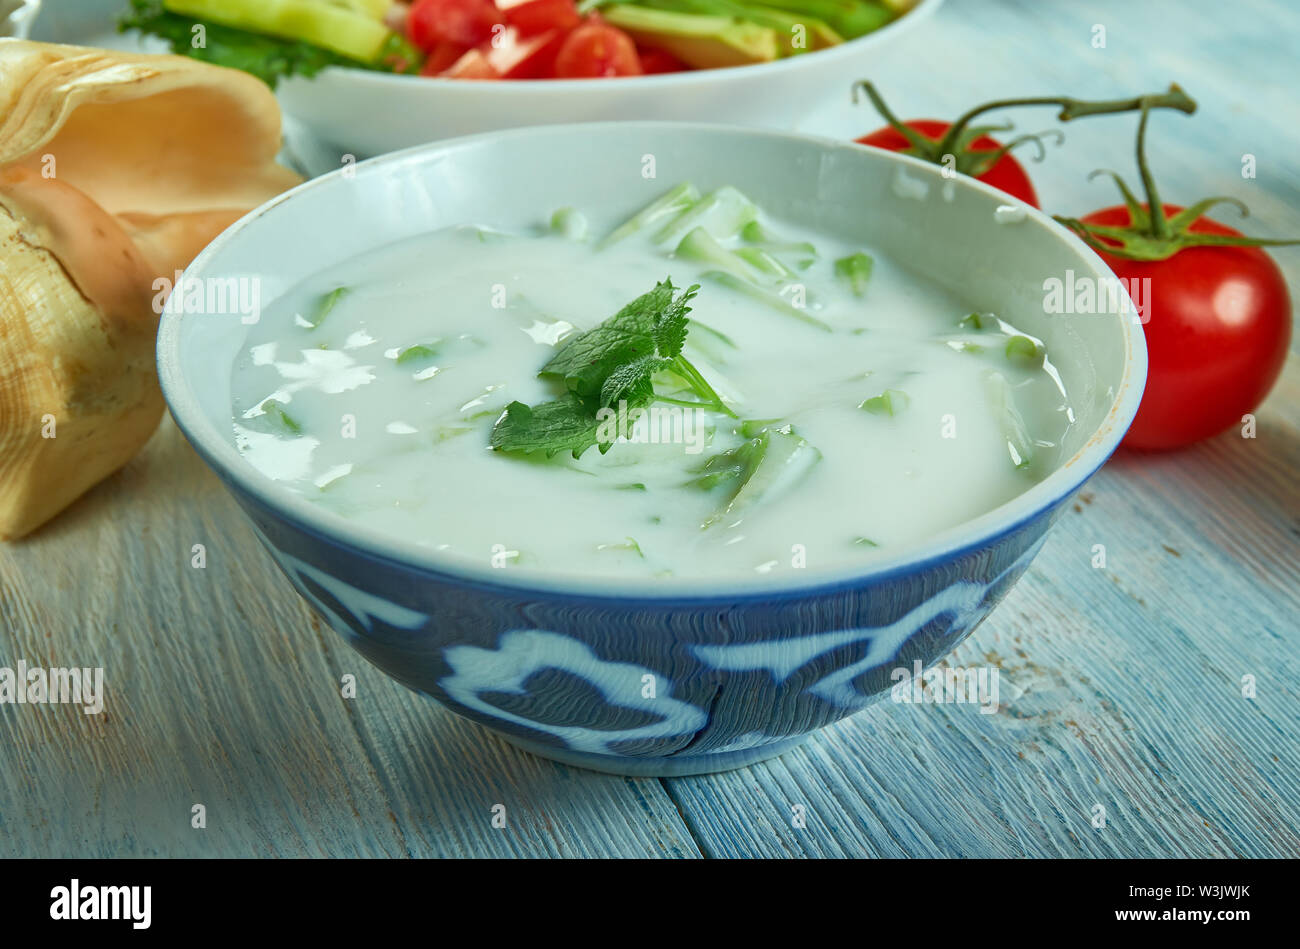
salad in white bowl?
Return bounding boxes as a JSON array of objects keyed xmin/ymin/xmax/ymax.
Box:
[
  {"xmin": 120, "ymin": 0, "xmax": 940, "ymax": 154},
  {"xmin": 123, "ymin": 0, "xmax": 921, "ymax": 82}
]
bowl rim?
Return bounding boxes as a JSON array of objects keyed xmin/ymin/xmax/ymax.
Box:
[
  {"xmin": 283, "ymin": 0, "xmax": 944, "ymax": 93},
  {"xmin": 157, "ymin": 119, "xmax": 1147, "ymax": 603}
]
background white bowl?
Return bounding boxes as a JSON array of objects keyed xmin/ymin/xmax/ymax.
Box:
[{"xmin": 277, "ymin": 0, "xmax": 943, "ymax": 157}]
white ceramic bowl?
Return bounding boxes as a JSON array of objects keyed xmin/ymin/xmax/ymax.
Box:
[
  {"xmin": 158, "ymin": 122, "xmax": 1145, "ymax": 775},
  {"xmin": 276, "ymin": 0, "xmax": 943, "ymax": 157}
]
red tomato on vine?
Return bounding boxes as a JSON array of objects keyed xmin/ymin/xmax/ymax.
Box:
[{"xmin": 1055, "ymin": 105, "xmax": 1297, "ymax": 450}]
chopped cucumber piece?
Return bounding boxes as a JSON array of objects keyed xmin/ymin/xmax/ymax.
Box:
[
  {"xmin": 599, "ymin": 182, "xmax": 700, "ymax": 248},
  {"xmin": 859, "ymin": 388, "xmax": 909, "ymax": 416},
  {"xmin": 985, "ymin": 370, "xmax": 1035, "ymax": 471},
  {"xmin": 738, "ymin": 418, "xmax": 785, "ymax": 438},
  {"xmin": 395, "ymin": 342, "xmax": 440, "ymax": 364},
  {"xmin": 689, "ymin": 319, "xmax": 736, "ymax": 349},
  {"xmin": 654, "ymin": 185, "xmax": 758, "ymax": 244},
  {"xmin": 683, "ymin": 318, "xmax": 737, "ymax": 364},
  {"xmin": 601, "ymin": 6, "xmax": 780, "ymax": 68},
  {"xmin": 736, "ymin": 246, "xmax": 796, "ymax": 280},
  {"xmin": 702, "ymin": 270, "xmax": 831, "ymax": 331},
  {"xmin": 741, "ymin": 221, "xmax": 818, "ymax": 268},
  {"xmin": 1005, "ymin": 335, "xmax": 1045, "ymax": 368},
  {"xmin": 676, "ymin": 227, "xmax": 760, "ymax": 281},
  {"xmin": 689, "ymin": 428, "xmax": 822, "ymax": 528},
  {"xmin": 163, "ymin": 0, "xmax": 393, "ymax": 62},
  {"xmin": 323, "ymin": 0, "xmax": 391, "ymax": 18},
  {"xmin": 636, "ymin": 0, "xmax": 844, "ymax": 53},
  {"xmin": 745, "ymin": 0, "xmax": 893, "ymax": 40},
  {"xmin": 550, "ymin": 207, "xmax": 589, "ymax": 241}
]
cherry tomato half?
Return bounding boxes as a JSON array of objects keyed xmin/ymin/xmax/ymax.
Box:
[
  {"xmin": 1082, "ymin": 204, "xmax": 1292, "ymax": 450},
  {"xmin": 419, "ymin": 40, "xmax": 471, "ymax": 76},
  {"xmin": 407, "ymin": 0, "xmax": 503, "ymax": 52},
  {"xmin": 638, "ymin": 46, "xmax": 689, "ymax": 74},
  {"xmin": 497, "ymin": 0, "xmax": 581, "ymax": 37},
  {"xmin": 553, "ymin": 20, "xmax": 642, "ymax": 78},
  {"xmin": 485, "ymin": 26, "xmax": 564, "ymax": 79}
]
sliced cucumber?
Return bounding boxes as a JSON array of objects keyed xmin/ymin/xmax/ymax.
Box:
[
  {"xmin": 599, "ymin": 183, "xmax": 701, "ymax": 249},
  {"xmin": 164, "ymin": 0, "xmax": 392, "ymax": 62},
  {"xmin": 322, "ymin": 0, "xmax": 392, "ymax": 19}
]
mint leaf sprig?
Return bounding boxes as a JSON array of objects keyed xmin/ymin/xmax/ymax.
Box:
[{"xmin": 491, "ymin": 280, "xmax": 735, "ymax": 459}]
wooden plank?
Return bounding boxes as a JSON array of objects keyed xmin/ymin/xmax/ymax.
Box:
[
  {"xmin": 0, "ymin": 419, "xmax": 700, "ymax": 858},
  {"xmin": 6, "ymin": 0, "xmax": 1297, "ymax": 859}
]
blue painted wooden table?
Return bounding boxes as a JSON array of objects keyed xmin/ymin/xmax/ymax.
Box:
[{"xmin": 1, "ymin": 0, "xmax": 1296, "ymax": 857}]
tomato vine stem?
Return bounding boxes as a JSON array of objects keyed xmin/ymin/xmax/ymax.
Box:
[
  {"xmin": 851, "ymin": 81, "xmax": 1196, "ymax": 178},
  {"xmin": 1054, "ymin": 93, "xmax": 1300, "ymax": 260}
]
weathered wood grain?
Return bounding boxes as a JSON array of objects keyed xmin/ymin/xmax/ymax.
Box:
[
  {"xmin": 2, "ymin": 0, "xmax": 1296, "ymax": 858},
  {"xmin": 0, "ymin": 419, "xmax": 701, "ymax": 858}
]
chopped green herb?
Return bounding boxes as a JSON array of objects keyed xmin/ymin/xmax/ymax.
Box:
[
  {"xmin": 491, "ymin": 279, "xmax": 733, "ymax": 458},
  {"xmin": 540, "ymin": 280, "xmax": 689, "ymax": 398},
  {"xmin": 432, "ymin": 425, "xmax": 473, "ymax": 443},
  {"xmin": 258, "ymin": 399, "xmax": 301, "ymax": 435},
  {"xmin": 958, "ymin": 312, "xmax": 987, "ymax": 331},
  {"xmin": 597, "ymin": 537, "xmax": 644, "ymax": 557},
  {"xmin": 834, "ymin": 252, "xmax": 874, "ymax": 297},
  {"xmin": 615, "ymin": 482, "xmax": 648, "ymax": 491},
  {"xmin": 491, "ymin": 393, "xmax": 610, "ymax": 458},
  {"xmin": 852, "ymin": 536, "xmax": 880, "ymax": 548},
  {"xmin": 302, "ymin": 286, "xmax": 348, "ymax": 329},
  {"xmin": 395, "ymin": 342, "xmax": 441, "ymax": 364},
  {"xmin": 860, "ymin": 389, "xmax": 909, "ymax": 416}
]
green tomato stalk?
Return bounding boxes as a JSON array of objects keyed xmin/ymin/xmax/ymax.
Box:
[
  {"xmin": 1054, "ymin": 98, "xmax": 1300, "ymax": 260},
  {"xmin": 851, "ymin": 81, "xmax": 1196, "ymax": 179}
]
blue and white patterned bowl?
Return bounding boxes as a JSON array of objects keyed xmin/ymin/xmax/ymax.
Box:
[{"xmin": 158, "ymin": 123, "xmax": 1146, "ymax": 776}]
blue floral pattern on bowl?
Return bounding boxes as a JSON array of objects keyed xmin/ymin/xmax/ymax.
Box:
[{"xmin": 233, "ymin": 485, "xmax": 1054, "ymax": 776}]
